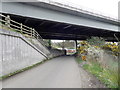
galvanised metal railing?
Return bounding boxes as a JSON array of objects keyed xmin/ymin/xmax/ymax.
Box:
[{"xmin": 0, "ymin": 14, "xmax": 49, "ymax": 51}]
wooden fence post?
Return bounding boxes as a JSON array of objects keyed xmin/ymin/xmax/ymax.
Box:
[
  {"xmin": 37, "ymin": 34, "xmax": 39, "ymax": 39},
  {"xmin": 32, "ymin": 28, "xmax": 35, "ymax": 37},
  {"xmin": 31, "ymin": 28, "xmax": 33, "ymax": 37},
  {"xmin": 5, "ymin": 15, "xmax": 10, "ymax": 28},
  {"xmin": 20, "ymin": 23, "xmax": 23, "ymax": 33}
]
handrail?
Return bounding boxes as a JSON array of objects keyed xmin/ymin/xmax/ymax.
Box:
[{"xmin": 0, "ymin": 14, "xmax": 49, "ymax": 53}]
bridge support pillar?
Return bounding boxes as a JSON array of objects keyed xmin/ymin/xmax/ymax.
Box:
[
  {"xmin": 48, "ymin": 39, "xmax": 51, "ymax": 49},
  {"xmin": 75, "ymin": 40, "xmax": 78, "ymax": 53},
  {"xmin": 62, "ymin": 40, "xmax": 65, "ymax": 50}
]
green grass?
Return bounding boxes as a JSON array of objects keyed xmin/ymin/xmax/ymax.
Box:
[
  {"xmin": 82, "ymin": 61, "xmax": 118, "ymax": 88},
  {"xmin": 76, "ymin": 57, "xmax": 84, "ymax": 64},
  {"xmin": 0, "ymin": 23, "xmax": 29, "ymax": 35}
]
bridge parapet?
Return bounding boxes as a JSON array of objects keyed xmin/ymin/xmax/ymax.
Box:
[{"xmin": 38, "ymin": 0, "xmax": 119, "ymax": 22}]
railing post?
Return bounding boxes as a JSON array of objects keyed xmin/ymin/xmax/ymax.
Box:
[
  {"xmin": 20, "ymin": 23, "xmax": 23, "ymax": 33},
  {"xmin": 37, "ymin": 34, "xmax": 39, "ymax": 39},
  {"xmin": 32, "ymin": 28, "xmax": 35, "ymax": 38},
  {"xmin": 31, "ymin": 28, "xmax": 33, "ymax": 37},
  {"xmin": 5, "ymin": 15, "xmax": 10, "ymax": 28}
]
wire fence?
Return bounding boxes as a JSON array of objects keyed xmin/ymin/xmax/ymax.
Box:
[{"xmin": 0, "ymin": 14, "xmax": 48, "ymax": 50}]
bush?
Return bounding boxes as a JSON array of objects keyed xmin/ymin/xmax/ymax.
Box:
[{"xmin": 87, "ymin": 37, "xmax": 105, "ymax": 47}]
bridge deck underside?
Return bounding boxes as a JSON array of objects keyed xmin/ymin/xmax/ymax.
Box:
[{"xmin": 3, "ymin": 13, "xmax": 120, "ymax": 41}]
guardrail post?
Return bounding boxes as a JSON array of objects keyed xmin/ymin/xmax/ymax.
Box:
[
  {"xmin": 33, "ymin": 28, "xmax": 35, "ymax": 37},
  {"xmin": 31, "ymin": 28, "xmax": 33, "ymax": 37},
  {"xmin": 37, "ymin": 34, "xmax": 39, "ymax": 39},
  {"xmin": 5, "ymin": 15, "xmax": 10, "ymax": 28},
  {"xmin": 20, "ymin": 23, "xmax": 23, "ymax": 33}
]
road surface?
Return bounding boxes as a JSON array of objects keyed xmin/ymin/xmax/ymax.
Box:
[{"xmin": 2, "ymin": 56, "xmax": 82, "ymax": 88}]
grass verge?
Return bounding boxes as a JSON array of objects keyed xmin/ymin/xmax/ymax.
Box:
[
  {"xmin": 76, "ymin": 57, "xmax": 118, "ymax": 88},
  {"xmin": 83, "ymin": 62, "xmax": 118, "ymax": 88},
  {"xmin": 76, "ymin": 57, "xmax": 84, "ymax": 64}
]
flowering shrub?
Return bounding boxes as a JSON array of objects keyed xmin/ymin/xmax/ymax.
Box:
[
  {"xmin": 80, "ymin": 41, "xmax": 88, "ymax": 46},
  {"xmin": 78, "ymin": 37, "xmax": 119, "ymax": 57},
  {"xmin": 87, "ymin": 37, "xmax": 105, "ymax": 47},
  {"xmin": 77, "ymin": 37, "xmax": 119, "ymax": 88},
  {"xmin": 81, "ymin": 56, "xmax": 86, "ymax": 61},
  {"xmin": 102, "ymin": 43, "xmax": 119, "ymax": 56}
]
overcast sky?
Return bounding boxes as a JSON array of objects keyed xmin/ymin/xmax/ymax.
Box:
[{"xmin": 52, "ymin": 0, "xmax": 119, "ymax": 19}]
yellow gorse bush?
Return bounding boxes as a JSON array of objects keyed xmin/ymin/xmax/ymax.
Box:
[
  {"xmin": 102, "ymin": 43, "xmax": 119, "ymax": 56},
  {"xmin": 78, "ymin": 41, "xmax": 119, "ymax": 57},
  {"xmin": 80, "ymin": 41, "xmax": 88, "ymax": 45}
]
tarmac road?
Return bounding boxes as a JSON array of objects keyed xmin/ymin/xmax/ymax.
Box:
[{"xmin": 2, "ymin": 56, "xmax": 82, "ymax": 88}]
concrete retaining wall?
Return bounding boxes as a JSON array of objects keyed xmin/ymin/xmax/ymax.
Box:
[
  {"xmin": 0, "ymin": 29, "xmax": 49, "ymax": 76},
  {"xmin": 0, "ymin": 28, "xmax": 66, "ymax": 77},
  {"xmin": 26, "ymin": 37, "xmax": 51, "ymax": 57},
  {"xmin": 49, "ymin": 48, "xmax": 66, "ymax": 57}
]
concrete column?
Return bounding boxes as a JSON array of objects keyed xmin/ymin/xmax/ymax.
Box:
[
  {"xmin": 48, "ymin": 39, "xmax": 51, "ymax": 49},
  {"xmin": 62, "ymin": 40, "xmax": 65, "ymax": 50},
  {"xmin": 75, "ymin": 40, "xmax": 78, "ymax": 52}
]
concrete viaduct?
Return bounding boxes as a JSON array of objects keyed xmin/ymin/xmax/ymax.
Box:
[{"xmin": 0, "ymin": 0, "xmax": 120, "ymax": 41}]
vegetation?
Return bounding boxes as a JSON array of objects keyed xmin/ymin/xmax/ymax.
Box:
[
  {"xmin": 76, "ymin": 56, "xmax": 118, "ymax": 88},
  {"xmin": 78, "ymin": 37, "xmax": 119, "ymax": 57},
  {"xmin": 76, "ymin": 57, "xmax": 83, "ymax": 64},
  {"xmin": 76, "ymin": 37, "xmax": 119, "ymax": 88},
  {"xmin": 83, "ymin": 62, "xmax": 118, "ymax": 88},
  {"xmin": 102, "ymin": 42, "xmax": 120, "ymax": 56},
  {"xmin": 0, "ymin": 23, "xmax": 19, "ymax": 33},
  {"xmin": 52, "ymin": 40, "xmax": 75, "ymax": 49}
]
